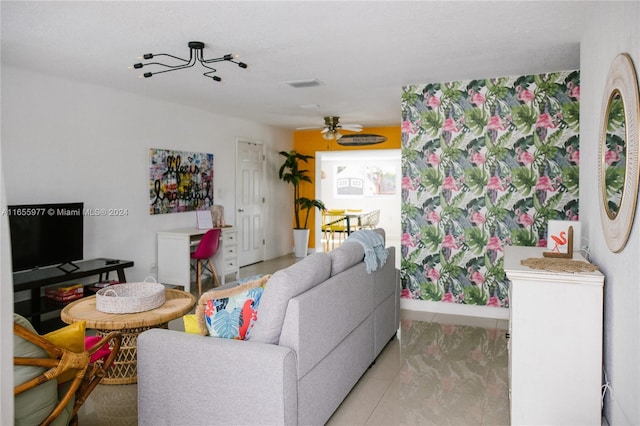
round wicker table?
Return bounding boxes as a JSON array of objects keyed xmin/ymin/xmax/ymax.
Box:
[{"xmin": 61, "ymin": 289, "xmax": 196, "ymax": 384}]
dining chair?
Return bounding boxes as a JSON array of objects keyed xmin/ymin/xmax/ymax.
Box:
[
  {"xmin": 191, "ymin": 228, "xmax": 222, "ymax": 296},
  {"xmin": 360, "ymin": 209, "xmax": 380, "ymax": 229},
  {"xmin": 322, "ymin": 210, "xmax": 347, "ymax": 251},
  {"xmin": 346, "ymin": 209, "xmax": 363, "ymax": 232}
]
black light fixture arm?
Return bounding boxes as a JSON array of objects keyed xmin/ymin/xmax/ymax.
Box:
[{"xmin": 130, "ymin": 41, "xmax": 247, "ymax": 82}]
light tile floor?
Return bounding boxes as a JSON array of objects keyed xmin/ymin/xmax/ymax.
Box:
[
  {"xmin": 327, "ymin": 311, "xmax": 510, "ymax": 426},
  {"xmin": 78, "ymin": 254, "xmax": 510, "ymax": 425}
]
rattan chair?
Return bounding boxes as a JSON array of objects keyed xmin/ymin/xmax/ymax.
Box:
[
  {"xmin": 360, "ymin": 209, "xmax": 380, "ymax": 229},
  {"xmin": 14, "ymin": 321, "xmax": 122, "ymax": 426}
]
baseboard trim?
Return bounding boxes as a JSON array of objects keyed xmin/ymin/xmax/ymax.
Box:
[{"xmin": 400, "ymin": 299, "xmax": 509, "ymax": 320}]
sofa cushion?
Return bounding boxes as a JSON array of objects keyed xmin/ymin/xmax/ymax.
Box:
[
  {"xmin": 196, "ymin": 274, "xmax": 270, "ymax": 339},
  {"xmin": 13, "ymin": 314, "xmax": 63, "ymax": 426},
  {"xmin": 43, "ymin": 320, "xmax": 86, "ymax": 383},
  {"xmin": 279, "ymin": 264, "xmax": 373, "ymax": 378},
  {"xmin": 83, "ymin": 335, "xmax": 113, "ymax": 363},
  {"xmin": 182, "ymin": 314, "xmax": 200, "ymax": 334},
  {"xmin": 249, "ymin": 252, "xmax": 332, "ymax": 344},
  {"xmin": 329, "ymin": 242, "xmax": 364, "ymax": 276}
]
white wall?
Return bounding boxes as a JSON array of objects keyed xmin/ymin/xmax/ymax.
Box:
[
  {"xmin": 581, "ymin": 2, "xmax": 640, "ymax": 424},
  {"xmin": 1, "ymin": 66, "xmax": 294, "ymax": 284},
  {"xmin": 1, "ymin": 66, "xmax": 296, "ymax": 415}
]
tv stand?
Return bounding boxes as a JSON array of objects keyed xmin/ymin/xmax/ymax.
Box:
[{"xmin": 13, "ymin": 258, "xmax": 134, "ymax": 332}]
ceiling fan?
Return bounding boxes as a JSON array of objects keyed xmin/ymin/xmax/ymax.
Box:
[{"xmin": 297, "ymin": 116, "xmax": 363, "ymax": 140}]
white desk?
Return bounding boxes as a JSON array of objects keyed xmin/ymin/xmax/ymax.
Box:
[{"xmin": 157, "ymin": 227, "xmax": 239, "ymax": 293}]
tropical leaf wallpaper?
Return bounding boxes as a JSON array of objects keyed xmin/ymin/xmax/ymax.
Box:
[{"xmin": 401, "ymin": 71, "xmax": 580, "ymax": 308}]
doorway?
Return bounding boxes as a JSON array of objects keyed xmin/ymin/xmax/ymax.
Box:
[
  {"xmin": 315, "ymin": 149, "xmax": 401, "ymax": 265},
  {"xmin": 236, "ymin": 139, "xmax": 265, "ymax": 266}
]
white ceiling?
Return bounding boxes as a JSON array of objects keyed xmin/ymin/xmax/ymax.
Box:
[{"xmin": 1, "ymin": 1, "xmax": 594, "ymax": 130}]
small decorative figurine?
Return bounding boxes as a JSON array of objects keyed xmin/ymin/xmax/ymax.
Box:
[
  {"xmin": 543, "ymin": 225, "xmax": 574, "ymax": 259},
  {"xmin": 211, "ymin": 205, "xmax": 225, "ymax": 228}
]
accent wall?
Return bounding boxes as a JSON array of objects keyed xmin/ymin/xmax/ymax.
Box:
[{"xmin": 401, "ymin": 71, "xmax": 580, "ymax": 309}]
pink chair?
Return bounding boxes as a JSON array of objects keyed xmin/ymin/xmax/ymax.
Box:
[{"xmin": 191, "ymin": 228, "xmax": 221, "ymax": 296}]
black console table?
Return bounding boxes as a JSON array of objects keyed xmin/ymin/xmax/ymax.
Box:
[{"xmin": 14, "ymin": 258, "xmax": 134, "ymax": 332}]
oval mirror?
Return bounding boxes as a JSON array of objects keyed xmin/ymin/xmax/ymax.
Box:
[
  {"xmin": 598, "ymin": 53, "xmax": 640, "ymax": 253},
  {"xmin": 603, "ymin": 90, "xmax": 626, "ymax": 219}
]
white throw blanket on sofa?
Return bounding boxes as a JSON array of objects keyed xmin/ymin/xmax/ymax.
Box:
[{"xmin": 345, "ymin": 230, "xmax": 388, "ymax": 273}]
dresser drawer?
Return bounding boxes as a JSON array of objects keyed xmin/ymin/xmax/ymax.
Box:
[
  {"xmin": 223, "ymin": 258, "xmax": 238, "ymax": 273},
  {"xmin": 223, "ymin": 244, "xmax": 236, "ymax": 258},
  {"xmin": 222, "ymin": 230, "xmax": 238, "ymax": 243}
]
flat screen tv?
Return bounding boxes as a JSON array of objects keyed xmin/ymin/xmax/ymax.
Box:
[{"xmin": 8, "ymin": 202, "xmax": 84, "ymax": 273}]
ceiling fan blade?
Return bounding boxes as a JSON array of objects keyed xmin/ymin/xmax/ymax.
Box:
[
  {"xmin": 340, "ymin": 124, "xmax": 363, "ymax": 132},
  {"xmin": 320, "ymin": 128, "xmax": 330, "ymax": 134},
  {"xmin": 296, "ymin": 126, "xmax": 324, "ymax": 130}
]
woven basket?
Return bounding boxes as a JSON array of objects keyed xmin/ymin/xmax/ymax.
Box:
[{"xmin": 96, "ymin": 278, "xmax": 165, "ymax": 314}]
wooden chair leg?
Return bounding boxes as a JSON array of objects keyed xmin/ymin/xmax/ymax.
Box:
[
  {"xmin": 196, "ymin": 260, "xmax": 202, "ymax": 296},
  {"xmin": 208, "ymin": 259, "xmax": 221, "ymax": 287}
]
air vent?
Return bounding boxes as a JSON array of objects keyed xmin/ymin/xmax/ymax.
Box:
[{"xmin": 285, "ymin": 79, "xmax": 323, "ymax": 88}]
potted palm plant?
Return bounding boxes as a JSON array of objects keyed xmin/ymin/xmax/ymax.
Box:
[{"xmin": 278, "ymin": 150, "xmax": 326, "ymax": 257}]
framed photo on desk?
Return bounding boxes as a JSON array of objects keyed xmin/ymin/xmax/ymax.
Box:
[{"xmin": 196, "ymin": 210, "xmax": 213, "ymax": 230}]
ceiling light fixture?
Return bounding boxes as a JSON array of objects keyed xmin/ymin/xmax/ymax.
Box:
[
  {"xmin": 129, "ymin": 41, "xmax": 247, "ymax": 81},
  {"xmin": 322, "ymin": 129, "xmax": 343, "ymax": 140},
  {"xmin": 321, "ymin": 116, "xmax": 346, "ymax": 140},
  {"xmin": 297, "ymin": 116, "xmax": 363, "ymax": 140}
]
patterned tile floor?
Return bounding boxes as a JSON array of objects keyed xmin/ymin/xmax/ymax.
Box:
[{"xmin": 78, "ymin": 255, "xmax": 510, "ymax": 425}]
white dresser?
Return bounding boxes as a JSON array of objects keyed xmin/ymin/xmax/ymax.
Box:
[
  {"xmin": 157, "ymin": 227, "xmax": 239, "ymax": 293},
  {"xmin": 504, "ymin": 246, "xmax": 604, "ymax": 426}
]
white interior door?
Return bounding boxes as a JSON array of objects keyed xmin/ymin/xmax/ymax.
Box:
[{"xmin": 236, "ymin": 139, "xmax": 265, "ymax": 266}]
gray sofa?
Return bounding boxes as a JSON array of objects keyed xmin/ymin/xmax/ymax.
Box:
[{"xmin": 137, "ymin": 229, "xmax": 399, "ymax": 426}]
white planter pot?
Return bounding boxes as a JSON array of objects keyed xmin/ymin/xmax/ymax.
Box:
[{"xmin": 293, "ymin": 228, "xmax": 310, "ymax": 258}]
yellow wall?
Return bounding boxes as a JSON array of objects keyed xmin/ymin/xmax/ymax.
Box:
[{"xmin": 293, "ymin": 126, "xmax": 401, "ymax": 248}]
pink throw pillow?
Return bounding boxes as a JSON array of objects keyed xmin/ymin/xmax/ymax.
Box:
[{"xmin": 84, "ymin": 336, "xmax": 112, "ymax": 363}]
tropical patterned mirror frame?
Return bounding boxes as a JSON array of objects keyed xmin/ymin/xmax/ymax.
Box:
[{"xmin": 598, "ymin": 53, "xmax": 640, "ymax": 253}]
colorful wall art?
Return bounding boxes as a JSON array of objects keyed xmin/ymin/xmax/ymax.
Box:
[
  {"xmin": 401, "ymin": 71, "xmax": 580, "ymax": 308},
  {"xmin": 149, "ymin": 148, "xmax": 214, "ymax": 215}
]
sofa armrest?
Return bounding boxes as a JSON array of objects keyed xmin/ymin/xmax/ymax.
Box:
[{"xmin": 137, "ymin": 329, "xmax": 298, "ymax": 426}]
